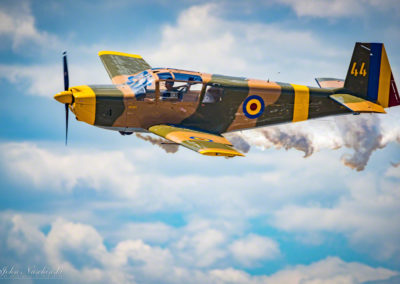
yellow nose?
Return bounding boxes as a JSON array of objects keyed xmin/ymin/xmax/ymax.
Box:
[
  {"xmin": 54, "ymin": 90, "xmax": 73, "ymax": 104},
  {"xmin": 54, "ymin": 85, "xmax": 96, "ymax": 125}
]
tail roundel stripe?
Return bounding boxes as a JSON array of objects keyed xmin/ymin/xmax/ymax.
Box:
[
  {"xmin": 389, "ymin": 73, "xmax": 400, "ymax": 107},
  {"xmin": 366, "ymin": 43, "xmax": 381, "ymax": 102},
  {"xmin": 377, "ymin": 46, "xmax": 391, "ymax": 108}
]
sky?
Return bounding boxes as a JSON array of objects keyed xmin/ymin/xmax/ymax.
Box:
[{"xmin": 0, "ymin": 0, "xmax": 400, "ymax": 283}]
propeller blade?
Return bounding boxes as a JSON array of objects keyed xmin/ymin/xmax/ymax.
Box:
[
  {"xmin": 65, "ymin": 103, "xmax": 69, "ymax": 145},
  {"xmin": 63, "ymin": 51, "xmax": 69, "ymax": 91}
]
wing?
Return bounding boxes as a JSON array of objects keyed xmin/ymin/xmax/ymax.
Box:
[
  {"xmin": 330, "ymin": 94, "xmax": 386, "ymax": 113},
  {"xmin": 148, "ymin": 125, "xmax": 244, "ymax": 157},
  {"xmin": 98, "ymin": 51, "xmax": 151, "ymax": 84}
]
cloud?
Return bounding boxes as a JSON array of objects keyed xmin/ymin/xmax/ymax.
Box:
[
  {"xmin": 260, "ymin": 256, "xmax": 398, "ymax": 284},
  {"xmin": 1, "ymin": 140, "xmax": 399, "ymax": 261},
  {"xmin": 0, "ymin": 213, "xmax": 398, "ymax": 284},
  {"xmin": 0, "ymin": 64, "xmax": 62, "ymax": 97},
  {"xmin": 0, "ymin": 1, "xmax": 59, "ymax": 50},
  {"xmin": 229, "ymin": 234, "xmax": 280, "ymax": 267},
  {"xmin": 210, "ymin": 257, "xmax": 398, "ymax": 284},
  {"xmin": 275, "ymin": 0, "xmax": 400, "ymax": 18},
  {"xmin": 174, "ymin": 227, "xmax": 227, "ymax": 268},
  {"xmin": 0, "ymin": 60, "xmax": 109, "ymax": 97},
  {"xmin": 0, "ymin": 142, "xmax": 140, "ymax": 197},
  {"xmin": 146, "ymin": 3, "xmax": 345, "ymax": 84},
  {"xmin": 271, "ymin": 173, "xmax": 400, "ymax": 260}
]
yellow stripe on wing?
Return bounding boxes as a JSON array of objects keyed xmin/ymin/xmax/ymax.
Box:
[
  {"xmin": 199, "ymin": 148, "xmax": 244, "ymax": 157},
  {"xmin": 291, "ymin": 84, "xmax": 310, "ymax": 122},
  {"xmin": 98, "ymin": 51, "xmax": 143, "ymax": 59}
]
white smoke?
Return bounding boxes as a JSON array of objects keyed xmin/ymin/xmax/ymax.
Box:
[
  {"xmin": 135, "ymin": 107, "xmax": 400, "ymax": 171},
  {"xmin": 135, "ymin": 133, "xmax": 179, "ymax": 153},
  {"xmin": 225, "ymin": 106, "xmax": 400, "ymax": 171}
]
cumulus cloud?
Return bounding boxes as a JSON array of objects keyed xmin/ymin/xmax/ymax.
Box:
[
  {"xmin": 146, "ymin": 3, "xmax": 345, "ymax": 84},
  {"xmin": 259, "ymin": 256, "xmax": 398, "ymax": 284},
  {"xmin": 229, "ymin": 234, "xmax": 280, "ymax": 267},
  {"xmin": 275, "ymin": 0, "xmax": 400, "ymax": 18},
  {"xmin": 271, "ymin": 173, "xmax": 400, "ymax": 260},
  {"xmin": 0, "ymin": 60, "xmax": 109, "ymax": 97},
  {"xmin": 0, "ymin": 142, "xmax": 140, "ymax": 197},
  {"xmin": 1, "ymin": 140, "xmax": 399, "ymax": 261},
  {"xmin": 0, "ymin": 1, "xmax": 59, "ymax": 50},
  {"xmin": 0, "ymin": 213, "xmax": 398, "ymax": 284}
]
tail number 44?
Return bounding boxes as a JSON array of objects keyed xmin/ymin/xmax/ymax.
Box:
[{"xmin": 351, "ymin": 62, "xmax": 367, "ymax": 77}]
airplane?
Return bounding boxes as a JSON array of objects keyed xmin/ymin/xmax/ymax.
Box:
[{"xmin": 54, "ymin": 42, "xmax": 399, "ymax": 157}]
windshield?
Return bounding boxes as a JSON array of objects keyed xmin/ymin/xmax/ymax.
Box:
[{"xmin": 125, "ymin": 71, "xmax": 154, "ymax": 97}]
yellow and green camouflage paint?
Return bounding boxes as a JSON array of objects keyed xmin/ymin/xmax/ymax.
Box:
[{"xmin": 54, "ymin": 42, "xmax": 399, "ymax": 157}]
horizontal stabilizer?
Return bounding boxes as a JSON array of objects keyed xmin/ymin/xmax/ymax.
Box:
[
  {"xmin": 315, "ymin": 78, "xmax": 344, "ymax": 89},
  {"xmin": 330, "ymin": 94, "xmax": 386, "ymax": 113},
  {"xmin": 148, "ymin": 125, "xmax": 244, "ymax": 157}
]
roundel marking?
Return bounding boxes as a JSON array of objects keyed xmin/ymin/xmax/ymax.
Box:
[
  {"xmin": 243, "ymin": 95, "xmax": 265, "ymax": 119},
  {"xmin": 189, "ymin": 136, "xmax": 213, "ymax": 142}
]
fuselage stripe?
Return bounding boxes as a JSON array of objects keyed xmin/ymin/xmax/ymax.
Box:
[{"xmin": 291, "ymin": 84, "xmax": 310, "ymax": 122}]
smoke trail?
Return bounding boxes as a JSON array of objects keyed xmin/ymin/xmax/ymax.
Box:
[
  {"xmin": 225, "ymin": 107, "xmax": 400, "ymax": 171},
  {"xmin": 135, "ymin": 108, "xmax": 400, "ymax": 171},
  {"xmin": 336, "ymin": 114, "xmax": 383, "ymax": 171},
  {"xmin": 135, "ymin": 133, "xmax": 179, "ymax": 153}
]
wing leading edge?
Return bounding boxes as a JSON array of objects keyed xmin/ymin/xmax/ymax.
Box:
[
  {"xmin": 98, "ymin": 51, "xmax": 151, "ymax": 84},
  {"xmin": 149, "ymin": 125, "xmax": 244, "ymax": 157}
]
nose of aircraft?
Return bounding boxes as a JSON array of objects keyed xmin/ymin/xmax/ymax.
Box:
[
  {"xmin": 54, "ymin": 85, "xmax": 96, "ymax": 125},
  {"xmin": 54, "ymin": 90, "xmax": 73, "ymax": 104}
]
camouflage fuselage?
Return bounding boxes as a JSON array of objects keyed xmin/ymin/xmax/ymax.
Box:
[{"xmin": 70, "ymin": 68, "xmax": 350, "ymax": 135}]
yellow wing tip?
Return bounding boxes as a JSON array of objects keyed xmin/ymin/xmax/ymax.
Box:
[
  {"xmin": 98, "ymin": 50, "xmax": 142, "ymax": 59},
  {"xmin": 199, "ymin": 148, "xmax": 245, "ymax": 157}
]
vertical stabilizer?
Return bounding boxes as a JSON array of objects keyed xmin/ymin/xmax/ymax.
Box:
[{"xmin": 344, "ymin": 42, "xmax": 399, "ymax": 107}]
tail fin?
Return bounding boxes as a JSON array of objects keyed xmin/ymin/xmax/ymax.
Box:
[{"xmin": 344, "ymin": 42, "xmax": 400, "ymax": 107}]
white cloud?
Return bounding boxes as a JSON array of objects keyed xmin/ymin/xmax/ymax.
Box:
[
  {"xmin": 0, "ymin": 1, "xmax": 59, "ymax": 50},
  {"xmin": 146, "ymin": 3, "xmax": 345, "ymax": 85},
  {"xmin": 275, "ymin": 0, "xmax": 400, "ymax": 18},
  {"xmin": 0, "ymin": 60, "xmax": 109, "ymax": 97},
  {"xmin": 385, "ymin": 162, "xmax": 400, "ymax": 178},
  {"xmin": 229, "ymin": 234, "xmax": 280, "ymax": 267},
  {"xmin": 112, "ymin": 222, "xmax": 177, "ymax": 244},
  {"xmin": 1, "ymin": 138, "xmax": 399, "ymax": 262},
  {"xmin": 271, "ymin": 173, "xmax": 400, "ymax": 260},
  {"xmin": 2, "ymin": 140, "xmax": 399, "ymax": 262},
  {"xmin": 261, "ymin": 256, "xmax": 398, "ymax": 284},
  {"xmin": 174, "ymin": 228, "xmax": 226, "ymax": 267},
  {"xmin": 0, "ymin": 64, "xmax": 62, "ymax": 97},
  {"xmin": 0, "ymin": 142, "xmax": 141, "ymax": 197},
  {"xmin": 0, "ymin": 213, "xmax": 397, "ymax": 284}
]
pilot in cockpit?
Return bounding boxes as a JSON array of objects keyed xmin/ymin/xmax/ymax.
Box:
[{"xmin": 163, "ymin": 80, "xmax": 184, "ymax": 100}]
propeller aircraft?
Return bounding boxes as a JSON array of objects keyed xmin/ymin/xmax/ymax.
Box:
[{"xmin": 54, "ymin": 42, "xmax": 399, "ymax": 157}]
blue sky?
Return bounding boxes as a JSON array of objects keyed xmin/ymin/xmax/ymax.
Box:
[{"xmin": 0, "ymin": 0, "xmax": 400, "ymax": 283}]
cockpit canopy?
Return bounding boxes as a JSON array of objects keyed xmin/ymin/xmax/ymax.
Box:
[{"xmin": 123, "ymin": 69, "xmax": 206, "ymax": 103}]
